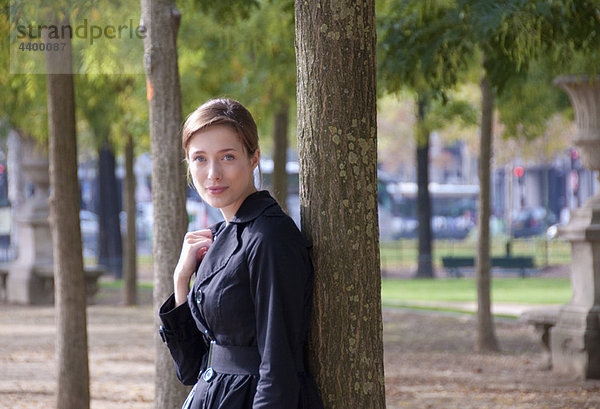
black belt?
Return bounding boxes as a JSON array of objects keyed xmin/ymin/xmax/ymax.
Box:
[
  {"xmin": 210, "ymin": 343, "xmax": 261, "ymax": 375},
  {"xmin": 201, "ymin": 342, "xmax": 261, "ymax": 381},
  {"xmin": 200, "ymin": 342, "xmax": 305, "ymax": 382}
]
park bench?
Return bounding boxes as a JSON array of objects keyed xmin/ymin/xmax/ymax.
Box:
[
  {"xmin": 442, "ymin": 255, "xmax": 535, "ymax": 278},
  {"xmin": 520, "ymin": 307, "xmax": 560, "ymax": 369}
]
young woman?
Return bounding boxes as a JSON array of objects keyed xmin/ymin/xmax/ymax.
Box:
[{"xmin": 158, "ymin": 98, "xmax": 323, "ymax": 409}]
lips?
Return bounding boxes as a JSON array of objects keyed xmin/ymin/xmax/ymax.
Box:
[{"xmin": 207, "ymin": 186, "xmax": 228, "ymax": 195}]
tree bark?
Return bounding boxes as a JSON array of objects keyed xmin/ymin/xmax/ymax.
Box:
[
  {"xmin": 140, "ymin": 1, "xmax": 189, "ymax": 408},
  {"xmin": 272, "ymin": 102, "xmax": 289, "ymax": 212},
  {"xmin": 123, "ymin": 133, "xmax": 137, "ymax": 306},
  {"xmin": 476, "ymin": 71, "xmax": 500, "ymax": 353},
  {"xmin": 295, "ymin": 1, "xmax": 386, "ymax": 408},
  {"xmin": 97, "ymin": 141, "xmax": 123, "ymax": 278},
  {"xmin": 44, "ymin": 15, "xmax": 90, "ymax": 409},
  {"xmin": 415, "ymin": 95, "xmax": 434, "ymax": 278}
]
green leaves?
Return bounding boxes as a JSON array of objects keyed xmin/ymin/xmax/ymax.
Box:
[
  {"xmin": 193, "ymin": 0, "xmax": 260, "ymax": 22},
  {"xmin": 178, "ymin": 0, "xmax": 296, "ymax": 152},
  {"xmin": 378, "ymin": 0, "xmax": 475, "ymax": 95},
  {"xmin": 379, "ymin": 0, "xmax": 600, "ymax": 97}
]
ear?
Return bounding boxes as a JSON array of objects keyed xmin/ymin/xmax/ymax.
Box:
[{"xmin": 251, "ymin": 149, "xmax": 260, "ymax": 170}]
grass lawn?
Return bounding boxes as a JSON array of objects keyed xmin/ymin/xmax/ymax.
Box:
[
  {"xmin": 381, "ymin": 277, "xmax": 572, "ymax": 305},
  {"xmin": 102, "ymin": 276, "xmax": 572, "ymax": 306},
  {"xmin": 99, "ymin": 279, "xmax": 153, "ymax": 290}
]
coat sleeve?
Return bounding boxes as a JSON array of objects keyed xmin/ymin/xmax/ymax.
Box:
[
  {"xmin": 247, "ymin": 220, "xmax": 312, "ymax": 409},
  {"xmin": 159, "ymin": 294, "xmax": 208, "ymax": 385}
]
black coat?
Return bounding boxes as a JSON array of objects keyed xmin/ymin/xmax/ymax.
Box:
[{"xmin": 159, "ymin": 191, "xmax": 323, "ymax": 409}]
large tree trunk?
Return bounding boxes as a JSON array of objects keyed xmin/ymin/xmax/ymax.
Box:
[
  {"xmin": 140, "ymin": 1, "xmax": 189, "ymax": 408},
  {"xmin": 44, "ymin": 16, "xmax": 90, "ymax": 409},
  {"xmin": 476, "ymin": 71, "xmax": 500, "ymax": 353},
  {"xmin": 97, "ymin": 141, "xmax": 123, "ymax": 278},
  {"xmin": 272, "ymin": 102, "xmax": 289, "ymax": 212},
  {"xmin": 123, "ymin": 133, "xmax": 137, "ymax": 305},
  {"xmin": 295, "ymin": 1, "xmax": 386, "ymax": 408},
  {"xmin": 415, "ymin": 95, "xmax": 434, "ymax": 278}
]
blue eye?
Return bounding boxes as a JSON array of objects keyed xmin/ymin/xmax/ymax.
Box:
[
  {"xmin": 223, "ymin": 154, "xmax": 235, "ymax": 161},
  {"xmin": 193, "ymin": 156, "xmax": 206, "ymax": 163}
]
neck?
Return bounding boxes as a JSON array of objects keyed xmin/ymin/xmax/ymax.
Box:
[{"xmin": 221, "ymin": 187, "xmax": 258, "ymax": 223}]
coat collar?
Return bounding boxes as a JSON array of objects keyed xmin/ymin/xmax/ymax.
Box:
[
  {"xmin": 194, "ymin": 191, "xmax": 278, "ymax": 287},
  {"xmin": 229, "ymin": 190, "xmax": 278, "ymax": 224},
  {"xmin": 194, "ymin": 221, "xmax": 238, "ymax": 287}
]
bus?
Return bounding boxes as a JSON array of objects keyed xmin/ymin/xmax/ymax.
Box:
[{"xmin": 381, "ymin": 181, "xmax": 479, "ymax": 240}]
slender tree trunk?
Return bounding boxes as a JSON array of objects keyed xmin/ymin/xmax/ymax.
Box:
[
  {"xmin": 44, "ymin": 15, "xmax": 90, "ymax": 409},
  {"xmin": 97, "ymin": 141, "xmax": 123, "ymax": 278},
  {"xmin": 476, "ymin": 71, "xmax": 500, "ymax": 353},
  {"xmin": 415, "ymin": 95, "xmax": 434, "ymax": 278},
  {"xmin": 272, "ymin": 102, "xmax": 289, "ymax": 212},
  {"xmin": 141, "ymin": 1, "xmax": 189, "ymax": 408},
  {"xmin": 295, "ymin": 1, "xmax": 386, "ymax": 408},
  {"xmin": 123, "ymin": 133, "xmax": 137, "ymax": 305}
]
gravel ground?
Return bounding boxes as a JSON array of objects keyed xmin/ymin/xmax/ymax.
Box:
[
  {"xmin": 1, "ymin": 283, "xmax": 599, "ymax": 408},
  {"xmin": 383, "ymin": 308, "xmax": 600, "ymax": 409}
]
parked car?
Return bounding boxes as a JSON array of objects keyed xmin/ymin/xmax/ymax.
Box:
[
  {"xmin": 389, "ymin": 216, "xmax": 419, "ymax": 239},
  {"xmin": 431, "ymin": 214, "xmax": 474, "ymax": 240},
  {"xmin": 511, "ymin": 207, "xmax": 557, "ymax": 238}
]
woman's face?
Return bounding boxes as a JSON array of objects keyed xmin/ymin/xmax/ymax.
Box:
[{"xmin": 187, "ymin": 125, "xmax": 259, "ymax": 222}]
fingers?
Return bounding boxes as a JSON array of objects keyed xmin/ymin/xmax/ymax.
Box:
[
  {"xmin": 183, "ymin": 230, "xmax": 213, "ymax": 248},
  {"xmin": 186, "ymin": 229, "xmax": 213, "ymax": 239},
  {"xmin": 196, "ymin": 246, "xmax": 208, "ymax": 259},
  {"xmin": 175, "ymin": 229, "xmax": 214, "ymax": 282}
]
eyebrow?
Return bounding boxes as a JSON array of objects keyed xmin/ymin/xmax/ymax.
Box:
[{"xmin": 189, "ymin": 147, "xmax": 239, "ymax": 155}]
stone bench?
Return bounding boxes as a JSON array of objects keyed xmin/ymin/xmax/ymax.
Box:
[
  {"xmin": 442, "ymin": 256, "xmax": 535, "ymax": 278},
  {"xmin": 520, "ymin": 307, "xmax": 561, "ymax": 369},
  {"xmin": 1, "ymin": 263, "xmax": 106, "ymax": 304},
  {"xmin": 33, "ymin": 264, "xmax": 106, "ymax": 304}
]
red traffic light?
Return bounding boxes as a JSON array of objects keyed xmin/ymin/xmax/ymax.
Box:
[
  {"xmin": 571, "ymin": 149, "xmax": 579, "ymax": 160},
  {"xmin": 513, "ymin": 166, "xmax": 524, "ymax": 178}
]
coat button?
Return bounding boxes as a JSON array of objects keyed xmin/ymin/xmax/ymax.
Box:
[
  {"xmin": 196, "ymin": 289, "xmax": 203, "ymax": 305},
  {"xmin": 202, "ymin": 367, "xmax": 215, "ymax": 382}
]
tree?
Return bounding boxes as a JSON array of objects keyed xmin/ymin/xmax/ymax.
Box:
[
  {"xmin": 44, "ymin": 12, "xmax": 90, "ymax": 409},
  {"xmin": 113, "ymin": 76, "xmax": 148, "ymax": 305},
  {"xmin": 379, "ymin": 0, "xmax": 600, "ymax": 352},
  {"xmin": 414, "ymin": 93, "xmax": 434, "ymax": 277},
  {"xmin": 378, "ymin": 0, "xmax": 475, "ymax": 278},
  {"xmin": 295, "ymin": 1, "xmax": 386, "ymax": 408},
  {"xmin": 76, "ymin": 75, "xmax": 134, "ymax": 279},
  {"xmin": 476, "ymin": 68, "xmax": 499, "ymax": 351},
  {"xmin": 140, "ymin": 1, "xmax": 189, "ymax": 407},
  {"xmin": 461, "ymin": 0, "xmax": 600, "ymax": 351},
  {"xmin": 378, "ymin": 0, "xmax": 499, "ymax": 350},
  {"xmin": 272, "ymin": 102, "xmax": 289, "ymax": 211},
  {"xmin": 123, "ymin": 130, "xmax": 137, "ymax": 305},
  {"xmin": 97, "ymin": 142, "xmax": 122, "ymax": 277},
  {"xmin": 0, "ymin": 2, "xmax": 48, "ymax": 139}
]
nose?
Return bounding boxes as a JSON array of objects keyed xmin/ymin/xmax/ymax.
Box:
[{"xmin": 207, "ymin": 160, "xmax": 222, "ymax": 181}]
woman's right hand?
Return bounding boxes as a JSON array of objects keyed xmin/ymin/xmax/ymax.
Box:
[{"xmin": 173, "ymin": 229, "xmax": 213, "ymax": 306}]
